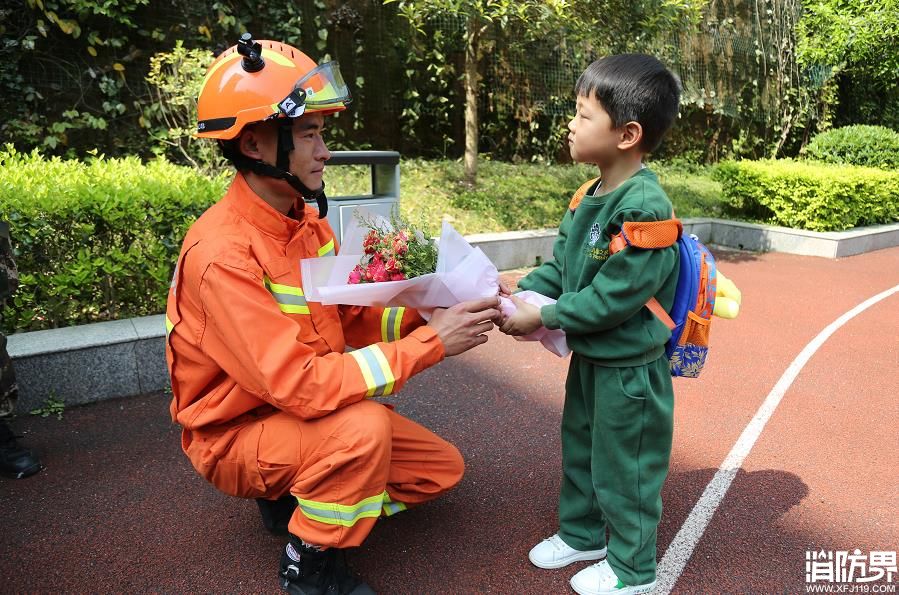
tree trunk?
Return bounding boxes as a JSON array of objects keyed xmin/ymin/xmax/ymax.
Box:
[{"xmin": 463, "ymin": 17, "xmax": 480, "ymax": 186}]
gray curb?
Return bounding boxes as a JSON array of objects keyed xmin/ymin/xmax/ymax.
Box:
[
  {"xmin": 8, "ymin": 315, "xmax": 168, "ymax": 414},
  {"xmin": 8, "ymin": 218, "xmax": 899, "ymax": 412}
]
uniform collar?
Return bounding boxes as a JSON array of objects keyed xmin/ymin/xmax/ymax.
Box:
[
  {"xmin": 224, "ymin": 172, "xmax": 307, "ymax": 241},
  {"xmin": 582, "ymin": 167, "xmax": 656, "ymax": 204}
]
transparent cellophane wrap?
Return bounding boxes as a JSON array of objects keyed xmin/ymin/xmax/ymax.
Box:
[{"xmin": 301, "ymin": 211, "xmax": 569, "ymax": 357}]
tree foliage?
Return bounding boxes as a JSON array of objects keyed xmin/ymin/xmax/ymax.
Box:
[
  {"xmin": 387, "ymin": 0, "xmax": 573, "ymax": 184},
  {"xmin": 797, "ymin": 0, "xmax": 899, "ymax": 130},
  {"xmin": 143, "ymin": 41, "xmax": 224, "ymax": 172},
  {"xmin": 797, "ymin": 0, "xmax": 899, "ymax": 84},
  {"xmin": 1, "ymin": 0, "xmax": 895, "ymax": 164},
  {"xmin": 387, "ymin": 0, "xmax": 703, "ymax": 183}
]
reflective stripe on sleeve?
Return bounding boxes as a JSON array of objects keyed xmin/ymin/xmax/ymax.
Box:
[
  {"xmin": 317, "ymin": 238, "xmax": 335, "ymax": 257},
  {"xmin": 380, "ymin": 307, "xmax": 405, "ymax": 343},
  {"xmin": 264, "ymin": 277, "xmax": 310, "ymax": 315},
  {"xmin": 296, "ymin": 491, "xmax": 387, "ymax": 527},
  {"xmin": 165, "ymin": 315, "xmax": 174, "ymax": 337},
  {"xmin": 348, "ymin": 344, "xmax": 396, "ymax": 397}
]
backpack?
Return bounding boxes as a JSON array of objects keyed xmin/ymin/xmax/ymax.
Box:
[{"xmin": 569, "ymin": 178, "xmax": 717, "ymax": 378}]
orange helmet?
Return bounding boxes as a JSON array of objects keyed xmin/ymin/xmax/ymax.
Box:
[{"xmin": 196, "ymin": 34, "xmax": 351, "ymax": 139}]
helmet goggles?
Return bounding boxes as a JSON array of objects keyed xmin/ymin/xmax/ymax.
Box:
[{"xmin": 277, "ymin": 61, "xmax": 352, "ymax": 118}]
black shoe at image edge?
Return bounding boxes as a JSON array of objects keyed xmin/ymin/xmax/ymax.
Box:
[{"xmin": 0, "ymin": 421, "xmax": 42, "ymax": 479}]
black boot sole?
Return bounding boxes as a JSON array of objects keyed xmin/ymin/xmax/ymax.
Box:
[{"xmin": 1, "ymin": 461, "xmax": 43, "ymax": 479}]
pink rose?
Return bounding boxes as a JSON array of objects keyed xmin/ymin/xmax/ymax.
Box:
[
  {"xmin": 348, "ymin": 265, "xmax": 364, "ymax": 284},
  {"xmin": 363, "ymin": 231, "xmax": 379, "ymax": 255},
  {"xmin": 390, "ymin": 272, "xmax": 406, "ymax": 281},
  {"xmin": 385, "ymin": 257, "xmax": 401, "ymax": 272},
  {"xmin": 368, "ymin": 257, "xmax": 388, "ymax": 282},
  {"xmin": 392, "ymin": 238, "xmax": 408, "ymax": 255}
]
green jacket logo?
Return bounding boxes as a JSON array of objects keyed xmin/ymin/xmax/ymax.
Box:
[
  {"xmin": 588, "ymin": 222, "xmax": 601, "ymax": 246},
  {"xmin": 586, "ymin": 223, "xmax": 609, "ymax": 261}
]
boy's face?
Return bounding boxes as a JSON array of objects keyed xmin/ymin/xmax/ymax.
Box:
[{"xmin": 567, "ymin": 94, "xmax": 622, "ymax": 166}]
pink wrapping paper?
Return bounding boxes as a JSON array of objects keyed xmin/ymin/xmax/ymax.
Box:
[
  {"xmin": 301, "ymin": 215, "xmax": 498, "ymax": 312},
  {"xmin": 499, "ymin": 291, "xmax": 570, "ymax": 358}
]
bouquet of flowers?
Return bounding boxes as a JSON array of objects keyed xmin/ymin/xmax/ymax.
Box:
[
  {"xmin": 301, "ymin": 209, "xmax": 499, "ymax": 311},
  {"xmin": 347, "ymin": 217, "xmax": 437, "ymax": 284},
  {"xmin": 301, "ymin": 208, "xmax": 570, "ymax": 357}
]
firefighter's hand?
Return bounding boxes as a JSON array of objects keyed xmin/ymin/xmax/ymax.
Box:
[
  {"xmin": 499, "ymin": 294, "xmax": 542, "ymax": 336},
  {"xmin": 428, "ymin": 296, "xmax": 501, "ymax": 356}
]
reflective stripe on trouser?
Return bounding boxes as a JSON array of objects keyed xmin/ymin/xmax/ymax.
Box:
[
  {"xmin": 296, "ymin": 491, "xmax": 387, "ymax": 527},
  {"xmin": 185, "ymin": 399, "xmax": 464, "ymax": 548},
  {"xmin": 381, "ymin": 493, "xmax": 407, "ymax": 516},
  {"xmin": 558, "ymin": 354, "xmax": 673, "ymax": 586},
  {"xmin": 294, "ymin": 489, "xmax": 408, "ymax": 525}
]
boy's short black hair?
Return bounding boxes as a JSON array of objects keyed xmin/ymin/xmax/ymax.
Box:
[{"xmin": 575, "ymin": 54, "xmax": 682, "ymax": 153}]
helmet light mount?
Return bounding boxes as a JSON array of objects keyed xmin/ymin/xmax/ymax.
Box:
[{"xmin": 237, "ymin": 33, "xmax": 265, "ymax": 72}]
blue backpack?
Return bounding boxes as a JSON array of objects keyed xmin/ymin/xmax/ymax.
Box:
[{"xmin": 570, "ymin": 179, "xmax": 718, "ymax": 378}]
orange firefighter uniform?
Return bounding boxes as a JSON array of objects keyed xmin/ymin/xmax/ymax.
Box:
[{"xmin": 165, "ymin": 173, "xmax": 464, "ymax": 547}]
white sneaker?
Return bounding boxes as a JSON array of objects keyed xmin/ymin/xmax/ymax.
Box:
[
  {"xmin": 570, "ymin": 559, "xmax": 657, "ymax": 595},
  {"xmin": 528, "ymin": 533, "xmax": 607, "ymax": 569}
]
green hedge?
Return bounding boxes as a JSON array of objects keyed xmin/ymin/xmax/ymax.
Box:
[
  {"xmin": 714, "ymin": 159, "xmax": 899, "ymax": 232},
  {"xmin": 804, "ymin": 125, "xmax": 899, "ymax": 169},
  {"xmin": 0, "ymin": 147, "xmax": 228, "ymax": 333}
]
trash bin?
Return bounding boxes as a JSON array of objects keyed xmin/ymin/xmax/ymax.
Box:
[{"xmin": 323, "ymin": 151, "xmax": 400, "ymax": 243}]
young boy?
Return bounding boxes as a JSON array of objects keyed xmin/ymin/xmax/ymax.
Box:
[{"xmin": 499, "ymin": 54, "xmax": 682, "ymax": 595}]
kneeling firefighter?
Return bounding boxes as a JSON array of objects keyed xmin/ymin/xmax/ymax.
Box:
[{"xmin": 166, "ymin": 33, "xmax": 500, "ymax": 594}]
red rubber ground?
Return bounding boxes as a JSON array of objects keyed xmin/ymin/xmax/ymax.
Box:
[{"xmin": 1, "ymin": 246, "xmax": 896, "ymax": 593}]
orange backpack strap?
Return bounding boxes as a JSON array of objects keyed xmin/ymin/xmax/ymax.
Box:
[
  {"xmin": 645, "ymin": 298, "xmax": 676, "ymax": 330},
  {"xmin": 608, "ymin": 219, "xmax": 683, "ymax": 254},
  {"xmin": 568, "ymin": 178, "xmax": 600, "ymax": 211},
  {"xmin": 608, "ymin": 218, "xmax": 682, "ymax": 331}
]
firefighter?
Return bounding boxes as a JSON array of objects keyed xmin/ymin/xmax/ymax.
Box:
[{"xmin": 166, "ymin": 34, "xmax": 500, "ymax": 594}]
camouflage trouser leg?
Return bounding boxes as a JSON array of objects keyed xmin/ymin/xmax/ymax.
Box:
[{"xmin": 0, "ymin": 332, "xmax": 17, "ymax": 418}]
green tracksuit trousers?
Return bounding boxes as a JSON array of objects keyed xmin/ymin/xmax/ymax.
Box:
[{"xmin": 558, "ymin": 353, "xmax": 674, "ymax": 586}]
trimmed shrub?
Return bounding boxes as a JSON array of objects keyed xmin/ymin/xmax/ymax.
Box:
[
  {"xmin": 0, "ymin": 146, "xmax": 229, "ymax": 333},
  {"xmin": 804, "ymin": 125, "xmax": 899, "ymax": 169},
  {"xmin": 714, "ymin": 159, "xmax": 899, "ymax": 232}
]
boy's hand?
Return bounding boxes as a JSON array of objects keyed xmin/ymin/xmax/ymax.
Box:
[
  {"xmin": 498, "ymin": 279, "xmax": 513, "ymax": 297},
  {"xmin": 499, "ymin": 295, "xmax": 543, "ymax": 336}
]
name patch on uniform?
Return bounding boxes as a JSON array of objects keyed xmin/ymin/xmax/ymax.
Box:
[{"xmin": 586, "ymin": 246, "xmax": 610, "ymax": 261}]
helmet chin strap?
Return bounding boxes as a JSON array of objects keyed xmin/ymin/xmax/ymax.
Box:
[
  {"xmin": 273, "ymin": 119, "xmax": 329, "ymax": 218},
  {"xmin": 222, "ymin": 118, "xmax": 329, "ymax": 218}
]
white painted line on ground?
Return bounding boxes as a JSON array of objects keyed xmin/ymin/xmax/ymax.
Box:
[{"xmin": 655, "ymin": 283, "xmax": 899, "ymax": 594}]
